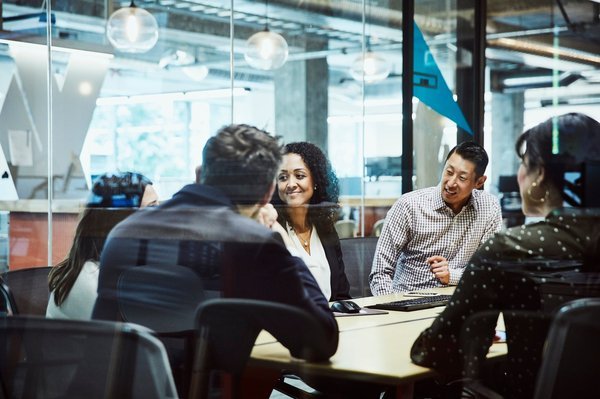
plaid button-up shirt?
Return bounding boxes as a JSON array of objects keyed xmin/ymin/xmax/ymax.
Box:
[{"xmin": 369, "ymin": 186, "xmax": 502, "ymax": 294}]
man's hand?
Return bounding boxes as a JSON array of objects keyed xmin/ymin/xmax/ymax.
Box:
[
  {"xmin": 253, "ymin": 204, "xmax": 296, "ymax": 248},
  {"xmin": 427, "ymin": 255, "xmax": 450, "ymax": 285}
]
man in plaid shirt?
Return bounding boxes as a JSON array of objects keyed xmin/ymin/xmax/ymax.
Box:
[{"xmin": 370, "ymin": 142, "xmax": 502, "ymax": 294}]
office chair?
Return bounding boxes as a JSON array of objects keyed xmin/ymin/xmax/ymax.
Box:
[
  {"xmin": 371, "ymin": 219, "xmax": 385, "ymax": 237},
  {"xmin": 117, "ymin": 264, "xmax": 206, "ymax": 396},
  {"xmin": 339, "ymin": 237, "xmax": 378, "ymax": 298},
  {"xmin": 457, "ymin": 262, "xmax": 600, "ymax": 398},
  {"xmin": 188, "ymin": 298, "xmax": 336, "ymax": 399},
  {"xmin": 0, "ymin": 316, "xmax": 178, "ymax": 399},
  {"xmin": 1, "ymin": 266, "xmax": 51, "ymax": 315},
  {"xmin": 0, "ymin": 275, "xmax": 17, "ymax": 314},
  {"xmin": 334, "ymin": 220, "xmax": 356, "ymax": 239},
  {"xmin": 533, "ymin": 298, "xmax": 600, "ymax": 399}
]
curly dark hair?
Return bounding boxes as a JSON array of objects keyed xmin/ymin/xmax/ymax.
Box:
[{"xmin": 272, "ymin": 142, "xmax": 340, "ymax": 234}]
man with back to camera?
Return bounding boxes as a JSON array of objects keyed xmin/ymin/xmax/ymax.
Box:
[
  {"xmin": 369, "ymin": 141, "xmax": 503, "ymax": 294},
  {"xmin": 92, "ymin": 124, "xmax": 338, "ymax": 364}
]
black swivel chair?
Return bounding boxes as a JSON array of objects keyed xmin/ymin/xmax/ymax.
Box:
[
  {"xmin": 188, "ymin": 298, "xmax": 336, "ymax": 399},
  {"xmin": 339, "ymin": 237, "xmax": 378, "ymax": 298},
  {"xmin": 0, "ymin": 316, "xmax": 178, "ymax": 399},
  {"xmin": 0, "ymin": 276, "xmax": 17, "ymax": 315},
  {"xmin": 533, "ymin": 298, "xmax": 600, "ymax": 399},
  {"xmin": 457, "ymin": 262, "xmax": 600, "ymax": 398},
  {"xmin": 1, "ymin": 266, "xmax": 51, "ymax": 315}
]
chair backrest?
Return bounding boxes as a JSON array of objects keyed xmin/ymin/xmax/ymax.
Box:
[
  {"xmin": 457, "ymin": 265, "xmax": 600, "ymax": 398},
  {"xmin": 533, "ymin": 298, "xmax": 600, "ymax": 399},
  {"xmin": 334, "ymin": 220, "xmax": 356, "ymax": 239},
  {"xmin": 0, "ymin": 276, "xmax": 18, "ymax": 315},
  {"xmin": 0, "ymin": 316, "xmax": 178, "ymax": 399},
  {"xmin": 339, "ymin": 237, "xmax": 378, "ymax": 298},
  {"xmin": 371, "ymin": 219, "xmax": 385, "ymax": 237},
  {"xmin": 189, "ymin": 298, "xmax": 336, "ymax": 399},
  {"xmin": 0, "ymin": 266, "xmax": 51, "ymax": 315}
]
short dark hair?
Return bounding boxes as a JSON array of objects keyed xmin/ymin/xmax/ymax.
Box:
[
  {"xmin": 446, "ymin": 141, "xmax": 489, "ymax": 177},
  {"xmin": 200, "ymin": 124, "xmax": 282, "ymax": 205},
  {"xmin": 515, "ymin": 112, "xmax": 600, "ymax": 206}
]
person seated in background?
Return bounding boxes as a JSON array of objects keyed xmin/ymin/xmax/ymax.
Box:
[
  {"xmin": 46, "ymin": 172, "xmax": 157, "ymax": 320},
  {"xmin": 411, "ymin": 113, "xmax": 600, "ymax": 398},
  {"xmin": 92, "ymin": 125, "xmax": 338, "ymax": 358},
  {"xmin": 370, "ymin": 141, "xmax": 502, "ymax": 294},
  {"xmin": 271, "ymin": 142, "xmax": 351, "ymax": 301}
]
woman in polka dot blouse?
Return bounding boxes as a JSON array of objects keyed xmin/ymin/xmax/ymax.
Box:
[{"xmin": 410, "ymin": 113, "xmax": 600, "ymax": 398}]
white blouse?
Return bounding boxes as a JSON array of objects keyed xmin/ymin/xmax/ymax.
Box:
[
  {"xmin": 285, "ymin": 223, "xmax": 332, "ymax": 300},
  {"xmin": 46, "ymin": 260, "xmax": 99, "ymax": 320}
]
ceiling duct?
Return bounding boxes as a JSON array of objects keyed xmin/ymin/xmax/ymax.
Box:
[{"xmin": 492, "ymin": 69, "xmax": 583, "ymax": 92}]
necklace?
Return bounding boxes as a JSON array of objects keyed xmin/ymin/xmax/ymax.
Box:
[{"xmin": 293, "ymin": 226, "xmax": 312, "ymax": 248}]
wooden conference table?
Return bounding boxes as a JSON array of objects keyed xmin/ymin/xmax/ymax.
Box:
[{"xmin": 249, "ymin": 287, "xmax": 507, "ymax": 398}]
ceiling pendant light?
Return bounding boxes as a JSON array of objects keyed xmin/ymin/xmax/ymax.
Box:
[
  {"xmin": 244, "ymin": 0, "xmax": 288, "ymax": 70},
  {"xmin": 106, "ymin": 1, "xmax": 159, "ymax": 53},
  {"xmin": 350, "ymin": 50, "xmax": 391, "ymax": 84}
]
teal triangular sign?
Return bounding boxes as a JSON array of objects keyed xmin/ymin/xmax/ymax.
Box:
[{"xmin": 413, "ymin": 22, "xmax": 473, "ymax": 135}]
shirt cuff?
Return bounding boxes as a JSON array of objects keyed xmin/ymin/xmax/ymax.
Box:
[{"xmin": 448, "ymin": 268, "xmax": 462, "ymax": 286}]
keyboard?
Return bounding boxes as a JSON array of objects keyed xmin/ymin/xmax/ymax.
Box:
[{"xmin": 366, "ymin": 295, "xmax": 452, "ymax": 312}]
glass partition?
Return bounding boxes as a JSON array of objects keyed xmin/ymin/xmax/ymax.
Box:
[{"xmin": 1, "ymin": 0, "xmax": 598, "ymax": 272}]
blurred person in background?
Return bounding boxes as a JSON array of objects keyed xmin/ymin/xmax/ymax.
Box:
[{"xmin": 46, "ymin": 172, "xmax": 156, "ymax": 319}]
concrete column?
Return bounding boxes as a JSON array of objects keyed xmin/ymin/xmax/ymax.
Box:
[
  {"xmin": 490, "ymin": 92, "xmax": 524, "ymax": 192},
  {"xmin": 274, "ymin": 41, "xmax": 329, "ymax": 153},
  {"xmin": 414, "ymin": 102, "xmax": 445, "ymax": 189}
]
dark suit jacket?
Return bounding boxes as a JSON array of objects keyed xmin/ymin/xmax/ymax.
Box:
[
  {"xmin": 92, "ymin": 183, "xmax": 338, "ymax": 361},
  {"xmin": 319, "ymin": 228, "xmax": 351, "ymax": 300}
]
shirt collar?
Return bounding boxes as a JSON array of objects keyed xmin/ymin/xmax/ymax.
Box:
[{"xmin": 433, "ymin": 184, "xmax": 478, "ymax": 213}]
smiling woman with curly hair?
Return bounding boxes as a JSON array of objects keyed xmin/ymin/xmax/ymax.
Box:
[{"xmin": 272, "ymin": 142, "xmax": 350, "ymax": 300}]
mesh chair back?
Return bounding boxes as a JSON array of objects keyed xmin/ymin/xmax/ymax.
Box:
[
  {"xmin": 0, "ymin": 316, "xmax": 178, "ymax": 399},
  {"xmin": 1, "ymin": 266, "xmax": 51, "ymax": 315},
  {"xmin": 0, "ymin": 277, "xmax": 17, "ymax": 315},
  {"xmin": 334, "ymin": 220, "xmax": 356, "ymax": 239},
  {"xmin": 533, "ymin": 298, "xmax": 600, "ymax": 399},
  {"xmin": 371, "ymin": 219, "xmax": 385, "ymax": 237},
  {"xmin": 340, "ymin": 237, "xmax": 378, "ymax": 297},
  {"xmin": 189, "ymin": 299, "xmax": 336, "ymax": 399}
]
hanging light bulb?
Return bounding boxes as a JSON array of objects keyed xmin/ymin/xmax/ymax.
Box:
[
  {"xmin": 106, "ymin": 1, "xmax": 159, "ymax": 53},
  {"xmin": 350, "ymin": 51, "xmax": 391, "ymax": 84},
  {"xmin": 244, "ymin": 0, "xmax": 288, "ymax": 70},
  {"xmin": 244, "ymin": 29, "xmax": 289, "ymax": 70}
]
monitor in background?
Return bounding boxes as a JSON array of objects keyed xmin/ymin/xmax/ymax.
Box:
[{"xmin": 583, "ymin": 161, "xmax": 600, "ymax": 208}]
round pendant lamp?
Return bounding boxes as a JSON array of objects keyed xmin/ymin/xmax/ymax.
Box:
[
  {"xmin": 244, "ymin": 0, "xmax": 288, "ymax": 70},
  {"xmin": 106, "ymin": 1, "xmax": 159, "ymax": 53},
  {"xmin": 350, "ymin": 51, "xmax": 391, "ymax": 84},
  {"xmin": 244, "ymin": 29, "xmax": 289, "ymax": 70}
]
